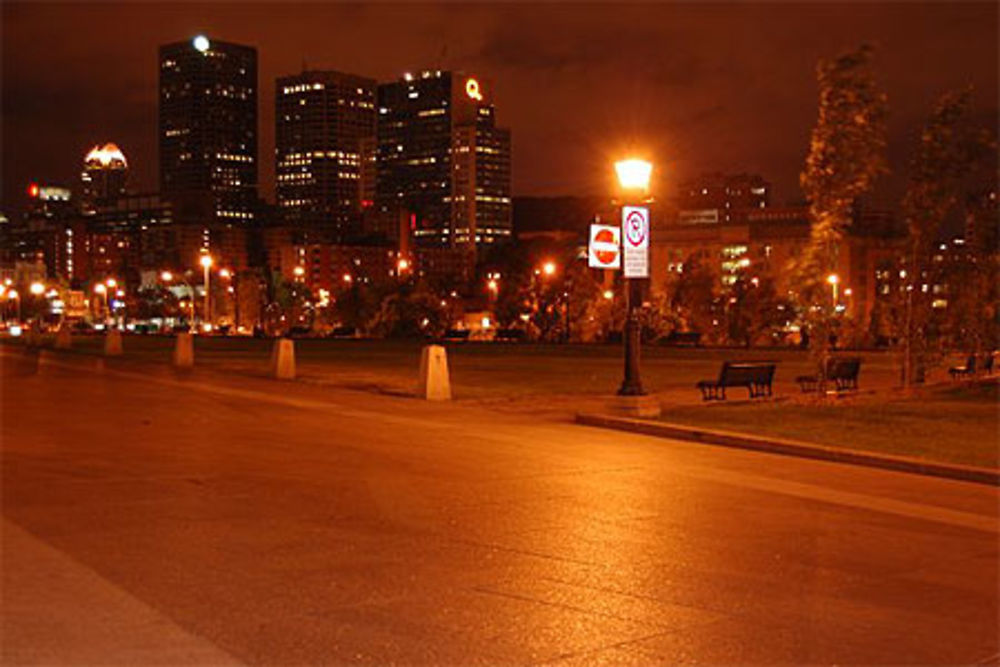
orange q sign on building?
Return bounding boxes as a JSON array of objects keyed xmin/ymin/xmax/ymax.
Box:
[{"xmin": 465, "ymin": 78, "xmax": 483, "ymax": 101}]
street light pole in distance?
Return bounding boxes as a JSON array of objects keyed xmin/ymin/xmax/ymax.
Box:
[
  {"xmin": 200, "ymin": 253, "xmax": 214, "ymax": 331},
  {"xmin": 614, "ymin": 158, "xmax": 653, "ymax": 397}
]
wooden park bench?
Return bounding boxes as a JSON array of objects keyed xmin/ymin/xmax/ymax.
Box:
[
  {"xmin": 950, "ymin": 353, "xmax": 996, "ymax": 379},
  {"xmin": 796, "ymin": 357, "xmax": 862, "ymax": 393},
  {"xmin": 948, "ymin": 355, "xmax": 977, "ymax": 379},
  {"xmin": 697, "ymin": 361, "xmax": 777, "ymax": 401}
]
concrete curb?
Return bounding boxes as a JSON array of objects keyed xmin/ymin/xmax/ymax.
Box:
[{"xmin": 576, "ymin": 412, "xmax": 1000, "ymax": 487}]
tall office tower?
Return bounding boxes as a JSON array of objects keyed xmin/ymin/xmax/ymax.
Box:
[
  {"xmin": 80, "ymin": 143, "xmax": 128, "ymax": 208},
  {"xmin": 275, "ymin": 70, "xmax": 376, "ymax": 242},
  {"xmin": 158, "ymin": 35, "xmax": 258, "ymax": 224},
  {"xmin": 375, "ymin": 70, "xmax": 511, "ymax": 248}
]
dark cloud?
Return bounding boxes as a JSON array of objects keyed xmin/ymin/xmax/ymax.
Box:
[{"xmin": 2, "ymin": 2, "xmax": 996, "ymax": 216}]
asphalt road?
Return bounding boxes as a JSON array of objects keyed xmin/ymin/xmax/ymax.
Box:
[{"xmin": 2, "ymin": 349, "xmax": 998, "ymax": 665}]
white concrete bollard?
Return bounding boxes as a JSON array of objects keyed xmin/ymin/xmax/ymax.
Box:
[
  {"xmin": 271, "ymin": 337, "xmax": 296, "ymax": 380},
  {"xmin": 54, "ymin": 326, "xmax": 72, "ymax": 350},
  {"xmin": 104, "ymin": 328, "xmax": 123, "ymax": 356},
  {"xmin": 173, "ymin": 332, "xmax": 194, "ymax": 368},
  {"xmin": 418, "ymin": 344, "xmax": 451, "ymax": 401}
]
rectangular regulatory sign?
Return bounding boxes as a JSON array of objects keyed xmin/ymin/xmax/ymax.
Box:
[
  {"xmin": 622, "ymin": 206, "xmax": 649, "ymax": 278},
  {"xmin": 588, "ymin": 224, "xmax": 621, "ymax": 269}
]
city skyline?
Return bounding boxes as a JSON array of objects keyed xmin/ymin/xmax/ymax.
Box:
[{"xmin": 2, "ymin": 2, "xmax": 997, "ymax": 217}]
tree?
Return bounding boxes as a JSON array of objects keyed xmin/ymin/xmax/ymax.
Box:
[
  {"xmin": 332, "ymin": 280, "xmax": 382, "ymax": 334},
  {"xmin": 898, "ymin": 89, "xmax": 996, "ymax": 384},
  {"xmin": 795, "ymin": 45, "xmax": 888, "ymax": 381},
  {"xmin": 725, "ymin": 270, "xmax": 792, "ymax": 347},
  {"xmin": 670, "ymin": 254, "xmax": 723, "ymax": 343},
  {"xmin": 370, "ymin": 282, "xmax": 450, "ymax": 339},
  {"xmin": 134, "ymin": 286, "xmax": 180, "ymax": 321}
]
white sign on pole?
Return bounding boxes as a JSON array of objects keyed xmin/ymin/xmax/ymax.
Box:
[
  {"xmin": 588, "ymin": 224, "xmax": 621, "ymax": 269},
  {"xmin": 622, "ymin": 206, "xmax": 649, "ymax": 278}
]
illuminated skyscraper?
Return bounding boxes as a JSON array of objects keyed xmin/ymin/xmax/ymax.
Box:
[
  {"xmin": 158, "ymin": 35, "xmax": 258, "ymax": 224},
  {"xmin": 275, "ymin": 70, "xmax": 376, "ymax": 242},
  {"xmin": 80, "ymin": 143, "xmax": 128, "ymax": 208},
  {"xmin": 375, "ymin": 71, "xmax": 511, "ymax": 248}
]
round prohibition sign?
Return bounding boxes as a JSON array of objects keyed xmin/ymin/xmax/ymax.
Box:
[
  {"xmin": 592, "ymin": 228, "xmax": 619, "ymax": 265},
  {"xmin": 625, "ymin": 210, "xmax": 647, "ymax": 247}
]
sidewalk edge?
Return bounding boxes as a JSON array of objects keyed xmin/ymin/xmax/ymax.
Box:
[{"xmin": 575, "ymin": 412, "xmax": 1000, "ymax": 487}]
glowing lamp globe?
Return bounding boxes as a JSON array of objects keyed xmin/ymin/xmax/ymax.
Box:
[{"xmin": 615, "ymin": 159, "xmax": 653, "ymax": 191}]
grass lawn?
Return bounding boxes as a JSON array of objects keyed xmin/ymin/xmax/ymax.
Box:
[
  {"xmin": 5, "ymin": 335, "xmax": 903, "ymax": 400},
  {"xmin": 660, "ymin": 382, "xmax": 1000, "ymax": 469}
]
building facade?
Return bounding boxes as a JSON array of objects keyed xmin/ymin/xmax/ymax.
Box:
[
  {"xmin": 676, "ymin": 172, "xmax": 770, "ymax": 225},
  {"xmin": 650, "ymin": 205, "xmax": 905, "ymax": 334},
  {"xmin": 158, "ymin": 35, "xmax": 258, "ymax": 224},
  {"xmin": 80, "ymin": 143, "xmax": 128, "ymax": 209},
  {"xmin": 275, "ymin": 70, "xmax": 377, "ymax": 242},
  {"xmin": 374, "ymin": 70, "xmax": 511, "ymax": 249}
]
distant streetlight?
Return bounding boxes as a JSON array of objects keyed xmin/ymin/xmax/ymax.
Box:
[
  {"xmin": 542, "ymin": 261, "xmax": 556, "ymax": 277},
  {"xmin": 827, "ymin": 273, "xmax": 840, "ymax": 306},
  {"xmin": 161, "ymin": 270, "xmax": 173, "ymax": 282},
  {"xmin": 92, "ymin": 283, "xmax": 107, "ymax": 320},
  {"xmin": 5, "ymin": 289, "xmax": 20, "ymax": 322},
  {"xmin": 200, "ymin": 254, "xmax": 213, "ymax": 327},
  {"xmin": 615, "ymin": 157, "xmax": 652, "ymax": 396},
  {"xmin": 29, "ymin": 282, "xmax": 45, "ymax": 296},
  {"xmin": 293, "ymin": 265, "xmax": 305, "ymax": 281},
  {"xmin": 603, "ymin": 289, "xmax": 614, "ymax": 301}
]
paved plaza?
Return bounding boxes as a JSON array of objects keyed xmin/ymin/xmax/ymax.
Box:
[{"xmin": 2, "ymin": 348, "xmax": 998, "ymax": 664}]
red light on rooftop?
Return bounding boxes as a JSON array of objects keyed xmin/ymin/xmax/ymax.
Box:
[{"xmin": 27, "ymin": 183, "xmax": 39, "ymax": 198}]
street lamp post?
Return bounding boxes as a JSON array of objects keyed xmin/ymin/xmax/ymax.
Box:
[
  {"xmin": 7, "ymin": 289, "xmax": 21, "ymax": 323},
  {"xmin": 220, "ymin": 269, "xmax": 238, "ymax": 332},
  {"xmin": 200, "ymin": 254, "xmax": 213, "ymax": 329},
  {"xmin": 93, "ymin": 283, "xmax": 108, "ymax": 322},
  {"xmin": 827, "ymin": 273, "xmax": 840, "ymax": 309},
  {"xmin": 615, "ymin": 158, "xmax": 653, "ymax": 396}
]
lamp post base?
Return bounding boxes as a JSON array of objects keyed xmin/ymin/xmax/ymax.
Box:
[
  {"xmin": 616, "ymin": 383, "xmax": 645, "ymax": 397},
  {"xmin": 618, "ymin": 277, "xmax": 644, "ymax": 396},
  {"xmin": 611, "ymin": 394, "xmax": 662, "ymax": 419}
]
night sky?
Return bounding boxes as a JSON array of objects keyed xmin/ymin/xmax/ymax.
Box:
[{"xmin": 2, "ymin": 2, "xmax": 996, "ymax": 216}]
